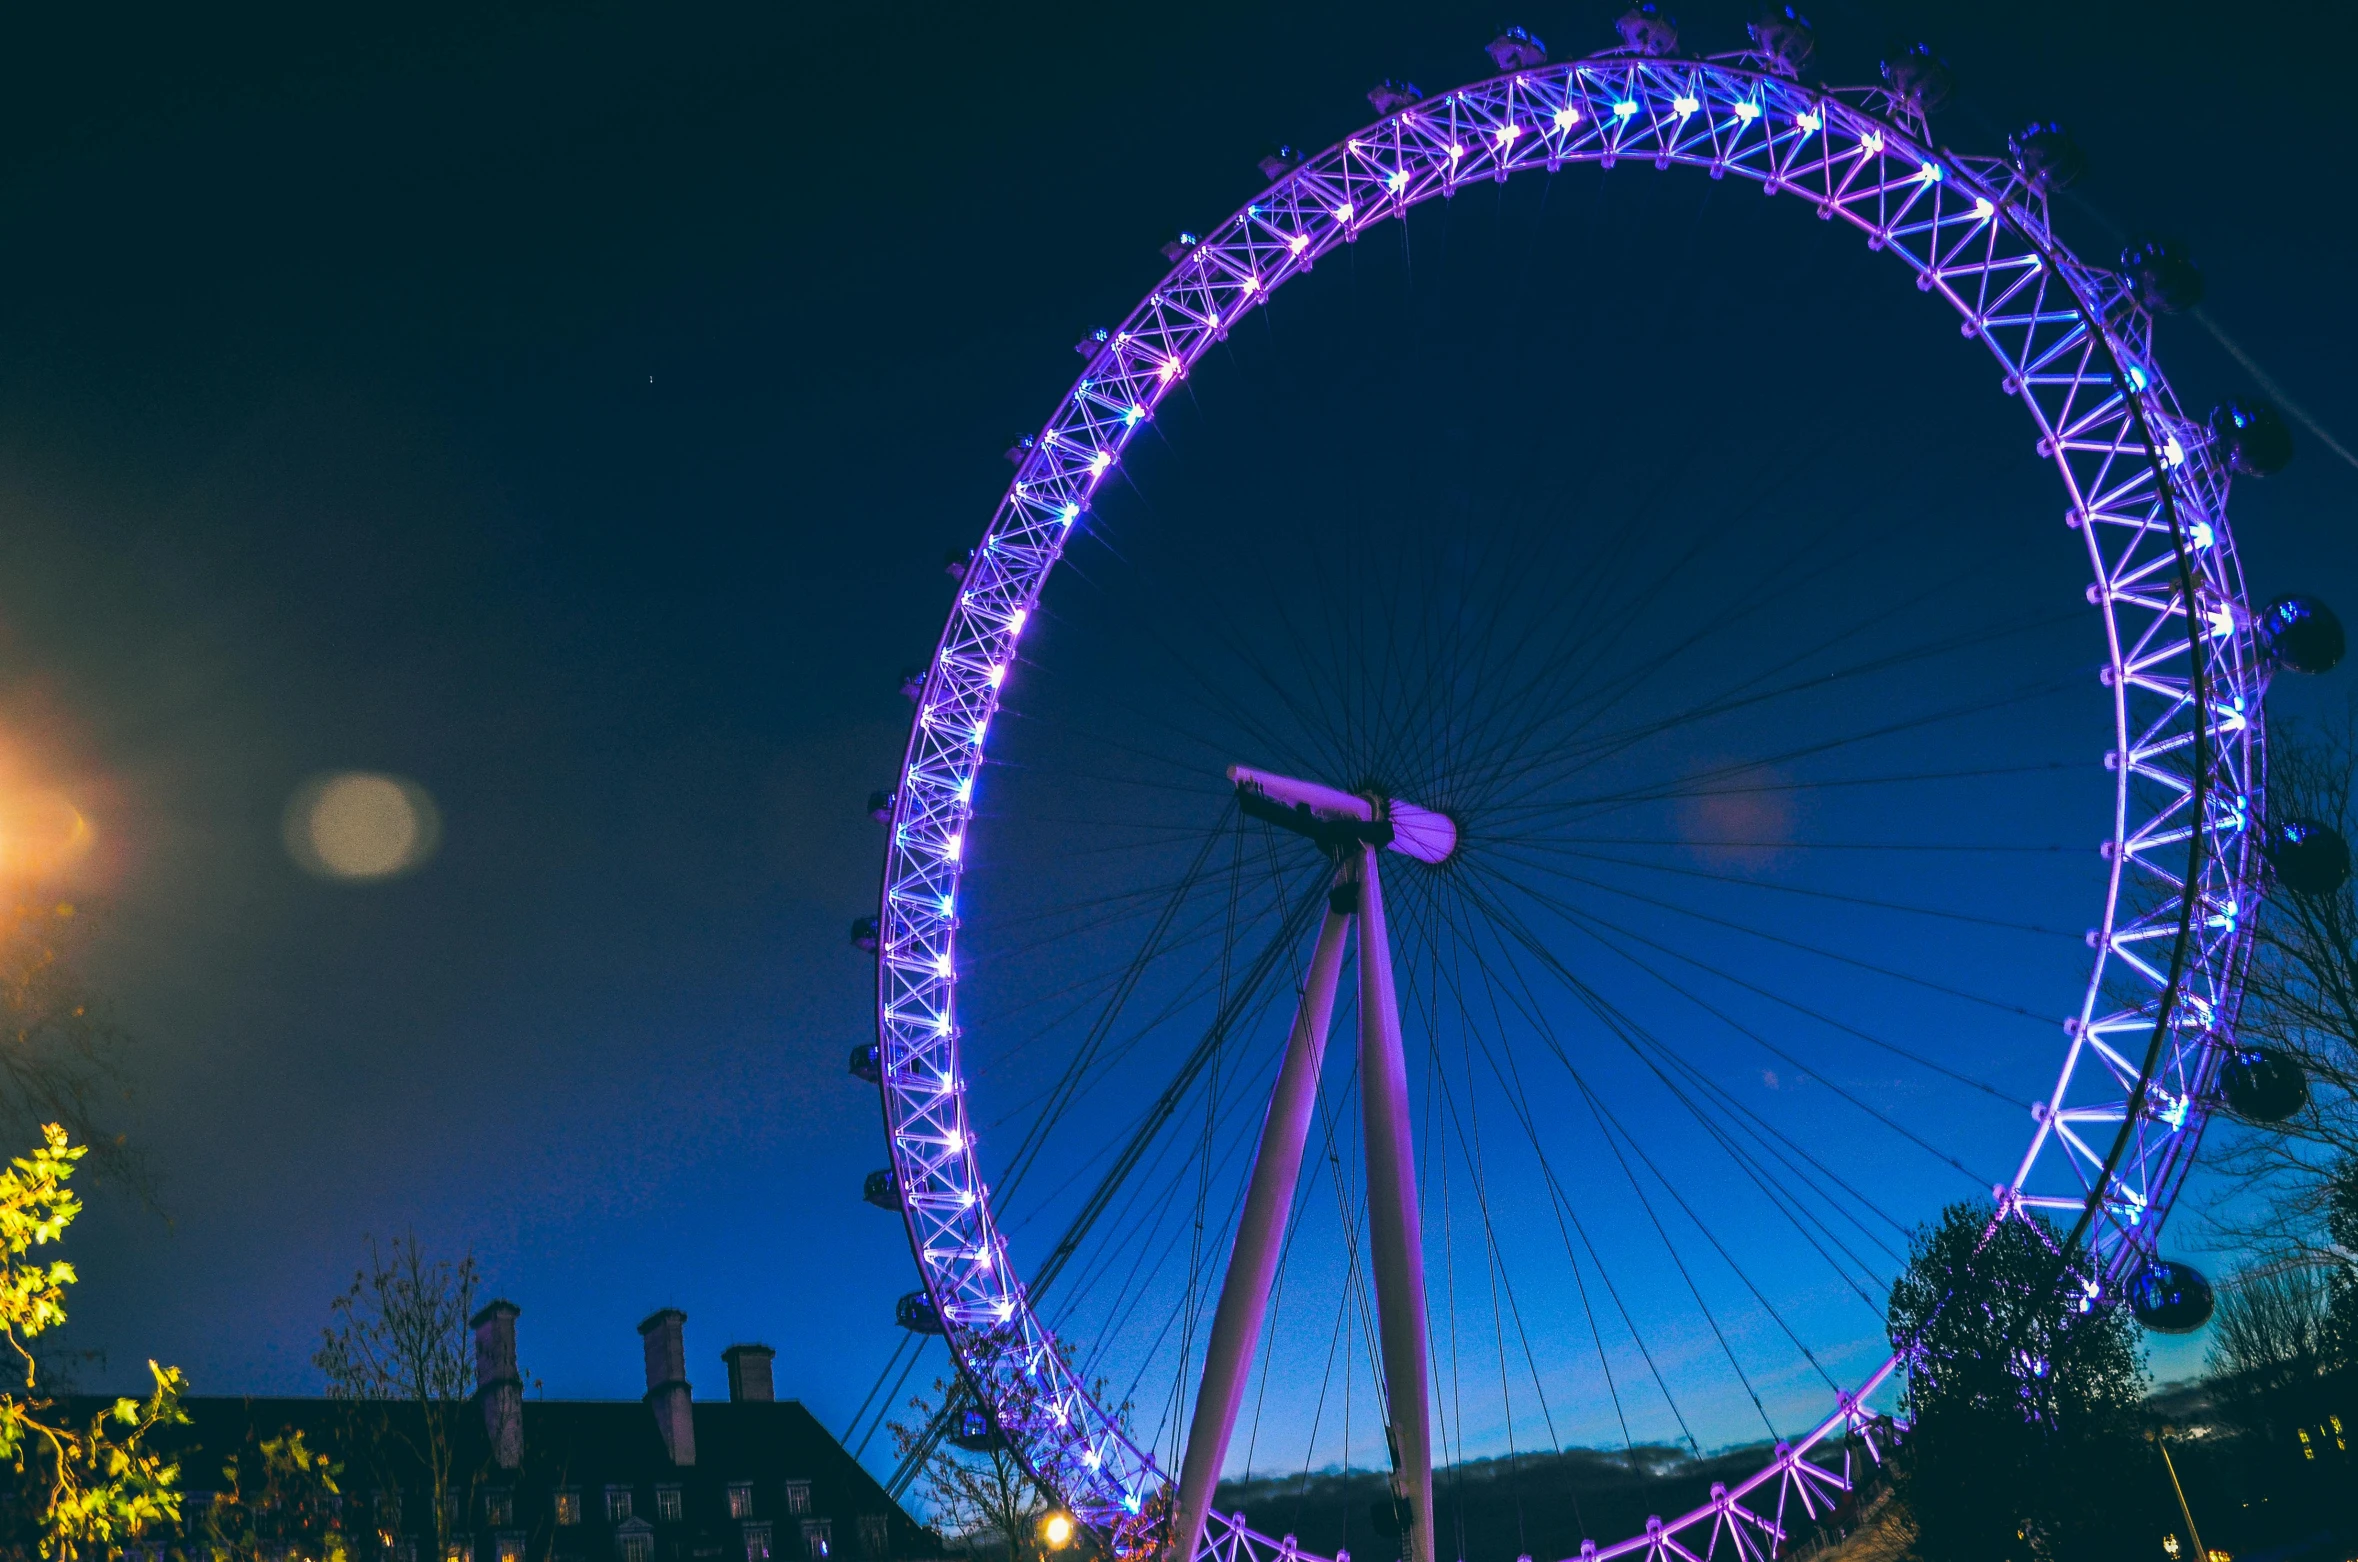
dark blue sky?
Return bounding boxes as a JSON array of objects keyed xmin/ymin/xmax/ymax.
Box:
[{"xmin": 3, "ymin": 0, "xmax": 2350, "ymax": 1479}]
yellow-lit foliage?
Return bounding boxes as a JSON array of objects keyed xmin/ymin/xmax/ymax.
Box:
[
  {"xmin": 207, "ymin": 1429, "xmax": 350, "ymax": 1562},
  {"xmin": 0, "ymin": 1124, "xmax": 187, "ymax": 1559}
]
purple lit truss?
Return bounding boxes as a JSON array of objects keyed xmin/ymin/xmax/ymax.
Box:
[{"xmin": 872, "ymin": 44, "xmax": 2263, "ymax": 1562}]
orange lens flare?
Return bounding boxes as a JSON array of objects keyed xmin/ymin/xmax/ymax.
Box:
[{"xmin": 0, "ymin": 791, "xmax": 94, "ymax": 883}]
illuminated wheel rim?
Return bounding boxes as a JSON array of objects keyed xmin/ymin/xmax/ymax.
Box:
[{"xmin": 873, "ymin": 48, "xmax": 2262, "ymax": 1562}]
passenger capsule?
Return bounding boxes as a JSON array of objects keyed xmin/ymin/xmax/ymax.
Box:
[
  {"xmin": 1485, "ymin": 25, "xmax": 1548, "ymax": 71},
  {"xmin": 852, "ymin": 915, "xmax": 881, "ymax": 954},
  {"xmin": 2127, "ymin": 1260, "xmax": 2214, "ymax": 1334},
  {"xmin": 2217, "ymin": 1045, "xmax": 2308, "ymax": 1123},
  {"xmin": 867, "ymin": 790, "xmax": 896, "ymax": 824},
  {"xmin": 2258, "ymin": 595, "xmax": 2345, "ymax": 674},
  {"xmin": 1881, "ymin": 44, "xmax": 1953, "ymax": 115},
  {"xmin": 895, "ymin": 1291, "xmax": 946, "ymax": 1335},
  {"xmin": 849, "ymin": 1042, "xmax": 882, "ymax": 1084},
  {"xmin": 2007, "ymin": 121, "xmax": 2085, "ymax": 192},
  {"xmin": 2209, "ymin": 400, "xmax": 2295, "ymax": 477},
  {"xmin": 900, "ymin": 668, "xmax": 926, "ymax": 703},
  {"xmin": 862, "ymin": 1168, "xmax": 901, "ymax": 1210},
  {"xmin": 1616, "ymin": 4, "xmax": 1679, "ymax": 56},
  {"xmin": 2120, "ymin": 238, "xmax": 2204, "ymax": 314},
  {"xmin": 948, "ymin": 1407, "xmax": 1007, "ymax": 1452},
  {"xmin": 1257, "ymin": 144, "xmax": 1303, "ymax": 181},
  {"xmin": 2267, "ymin": 818, "xmax": 2352, "ymax": 898},
  {"xmin": 1367, "ymin": 80, "xmax": 1424, "ymax": 113},
  {"xmin": 1747, "ymin": 6, "xmax": 1814, "ymax": 75}
]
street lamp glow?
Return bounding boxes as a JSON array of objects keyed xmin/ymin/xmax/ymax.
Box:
[{"xmin": 1040, "ymin": 1514, "xmax": 1075, "ymax": 1550}]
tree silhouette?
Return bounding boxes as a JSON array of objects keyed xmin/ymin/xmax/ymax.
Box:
[{"xmin": 1887, "ymin": 1203, "xmax": 2150, "ymax": 1562}]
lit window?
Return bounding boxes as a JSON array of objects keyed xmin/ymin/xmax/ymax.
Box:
[
  {"xmin": 744, "ymin": 1523, "xmax": 774, "ymax": 1562},
  {"xmin": 606, "ymin": 1490, "xmax": 635, "ymax": 1524},
  {"xmin": 728, "ymin": 1485, "xmax": 755, "ymax": 1521},
  {"xmin": 782, "ymin": 1484, "xmax": 812, "ymax": 1518},
  {"xmin": 497, "ymin": 1537, "xmax": 524, "ymax": 1562},
  {"xmin": 445, "ymin": 1544, "xmax": 469, "ymax": 1562},
  {"xmin": 554, "ymin": 1493, "xmax": 581, "ymax": 1528},
  {"xmin": 800, "ymin": 1521, "xmax": 832, "ymax": 1562},
  {"xmin": 857, "ymin": 1517, "xmax": 889, "ymax": 1559},
  {"xmin": 622, "ymin": 1537, "xmax": 652, "ymax": 1562},
  {"xmin": 485, "ymin": 1493, "xmax": 514, "ymax": 1528},
  {"xmin": 656, "ymin": 1489, "xmax": 683, "ymax": 1524}
]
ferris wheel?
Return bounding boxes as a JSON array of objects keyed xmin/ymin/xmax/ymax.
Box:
[{"xmin": 851, "ymin": 14, "xmax": 2346, "ymax": 1562}]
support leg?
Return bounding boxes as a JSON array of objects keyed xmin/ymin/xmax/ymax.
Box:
[
  {"xmin": 1168, "ymin": 872, "xmax": 1357, "ymax": 1562},
  {"xmin": 1356, "ymin": 845, "xmax": 1434, "ymax": 1562}
]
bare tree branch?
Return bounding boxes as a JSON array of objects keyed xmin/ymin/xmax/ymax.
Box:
[
  {"xmin": 314, "ymin": 1234, "xmax": 481, "ymax": 1562},
  {"xmin": 2198, "ymin": 698, "xmax": 2358, "ymax": 1264}
]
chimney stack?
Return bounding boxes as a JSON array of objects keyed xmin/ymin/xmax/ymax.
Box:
[
  {"xmin": 471, "ymin": 1300, "xmax": 523, "ymax": 1470},
  {"xmin": 722, "ymin": 1344, "xmax": 776, "ymax": 1403},
  {"xmin": 639, "ymin": 1309, "xmax": 696, "ymax": 1465}
]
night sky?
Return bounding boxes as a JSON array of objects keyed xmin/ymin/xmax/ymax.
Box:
[{"xmin": 6, "ymin": 0, "xmax": 2353, "ymax": 1483}]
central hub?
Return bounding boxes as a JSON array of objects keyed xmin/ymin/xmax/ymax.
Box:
[{"xmin": 1228, "ymin": 764, "xmax": 1458, "ymax": 865}]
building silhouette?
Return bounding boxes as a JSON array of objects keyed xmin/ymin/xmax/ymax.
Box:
[{"xmin": 110, "ymin": 1305, "xmax": 935, "ymax": 1562}]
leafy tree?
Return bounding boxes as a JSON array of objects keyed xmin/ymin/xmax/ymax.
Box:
[
  {"xmin": 888, "ymin": 1379, "xmax": 1050, "ymax": 1562},
  {"xmin": 202, "ymin": 1429, "xmax": 350, "ymax": 1562},
  {"xmin": 1887, "ymin": 1202, "xmax": 2149, "ymax": 1562},
  {"xmin": 313, "ymin": 1236, "xmax": 481, "ymax": 1562},
  {"xmin": 0, "ymin": 1124, "xmax": 186, "ymax": 1559}
]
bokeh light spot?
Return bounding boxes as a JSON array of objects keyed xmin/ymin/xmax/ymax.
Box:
[{"xmin": 284, "ymin": 773, "xmax": 441, "ymax": 881}]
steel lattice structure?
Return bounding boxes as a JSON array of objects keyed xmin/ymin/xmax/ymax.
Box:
[{"xmin": 872, "ymin": 44, "xmax": 2264, "ymax": 1562}]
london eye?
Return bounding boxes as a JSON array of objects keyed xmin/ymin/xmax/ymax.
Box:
[{"xmin": 854, "ymin": 15, "xmax": 2342, "ymax": 1562}]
